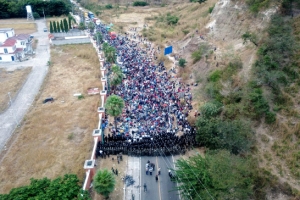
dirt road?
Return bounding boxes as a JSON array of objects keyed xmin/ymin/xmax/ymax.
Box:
[{"xmin": 0, "ymin": 19, "xmax": 50, "ymax": 152}]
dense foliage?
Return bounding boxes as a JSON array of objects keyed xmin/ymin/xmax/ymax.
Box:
[
  {"xmin": 133, "ymin": 1, "xmax": 149, "ymax": 6},
  {"xmin": 105, "ymin": 95, "xmax": 125, "ymax": 129},
  {"xmin": 93, "ymin": 169, "xmax": 116, "ymax": 198},
  {"xmin": 0, "ymin": 0, "xmax": 70, "ymax": 19},
  {"xmin": 0, "ymin": 174, "xmax": 90, "ymax": 199},
  {"xmin": 175, "ymin": 150, "xmax": 254, "ymax": 200}
]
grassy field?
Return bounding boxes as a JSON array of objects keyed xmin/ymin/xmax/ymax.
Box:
[
  {"xmin": 0, "ymin": 67, "xmax": 32, "ymax": 113},
  {"xmin": 0, "ymin": 19, "xmax": 36, "ymax": 34},
  {"xmin": 0, "ymin": 44, "xmax": 101, "ymax": 194}
]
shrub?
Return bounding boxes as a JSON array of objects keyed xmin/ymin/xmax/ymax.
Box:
[
  {"xmin": 33, "ymin": 12, "xmax": 40, "ymax": 19},
  {"xmin": 133, "ymin": 1, "xmax": 149, "ymax": 6},
  {"xmin": 265, "ymin": 111, "xmax": 276, "ymax": 124},
  {"xmin": 105, "ymin": 4, "xmax": 113, "ymax": 9},
  {"xmin": 191, "ymin": 44, "xmax": 208, "ymax": 63},
  {"xmin": 209, "ymin": 70, "xmax": 221, "ymax": 82},
  {"xmin": 209, "ymin": 4, "xmax": 215, "ymax": 13},
  {"xmin": 166, "ymin": 14, "xmax": 179, "ymax": 25},
  {"xmin": 179, "ymin": 58, "xmax": 186, "ymax": 67},
  {"xmin": 182, "ymin": 29, "xmax": 189, "ymax": 35}
]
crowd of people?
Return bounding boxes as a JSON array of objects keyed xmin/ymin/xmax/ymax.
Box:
[{"xmin": 95, "ymin": 23, "xmax": 198, "ymax": 158}]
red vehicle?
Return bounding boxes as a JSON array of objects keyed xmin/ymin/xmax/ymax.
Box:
[{"xmin": 109, "ymin": 32, "xmax": 116, "ymax": 40}]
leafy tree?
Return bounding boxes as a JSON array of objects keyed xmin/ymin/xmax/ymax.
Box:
[
  {"xmin": 174, "ymin": 150, "xmax": 254, "ymax": 200},
  {"xmin": 191, "ymin": 44, "xmax": 208, "ymax": 63},
  {"xmin": 0, "ymin": 174, "xmax": 91, "ymax": 199},
  {"xmin": 242, "ymin": 31, "xmax": 258, "ymax": 46},
  {"xmin": 53, "ymin": 21, "xmax": 57, "ymax": 33},
  {"xmin": 166, "ymin": 13, "xmax": 179, "ymax": 25},
  {"xmin": 178, "ymin": 58, "xmax": 186, "ymax": 67},
  {"xmin": 196, "ymin": 117, "xmax": 252, "ymax": 154},
  {"xmin": 63, "ymin": 18, "xmax": 69, "ymax": 32},
  {"xmin": 94, "ymin": 32, "xmax": 103, "ymax": 45},
  {"xmin": 33, "ymin": 12, "xmax": 40, "ymax": 19},
  {"xmin": 94, "ymin": 169, "xmax": 116, "ymax": 199},
  {"xmin": 110, "ymin": 65, "xmax": 123, "ymax": 89},
  {"xmin": 88, "ymin": 21, "xmax": 95, "ymax": 33},
  {"xmin": 60, "ymin": 20, "xmax": 64, "ymax": 32},
  {"xmin": 78, "ymin": 22, "xmax": 86, "ymax": 30},
  {"xmin": 68, "ymin": 14, "xmax": 73, "ymax": 29},
  {"xmin": 103, "ymin": 43, "xmax": 116, "ymax": 63},
  {"xmin": 200, "ymin": 101, "xmax": 222, "ymax": 118},
  {"xmin": 133, "ymin": 1, "xmax": 149, "ymax": 6},
  {"xmin": 57, "ymin": 21, "xmax": 61, "ymax": 32},
  {"xmin": 50, "ymin": 21, "xmax": 53, "ymax": 33},
  {"xmin": 105, "ymin": 95, "xmax": 124, "ymax": 129}
]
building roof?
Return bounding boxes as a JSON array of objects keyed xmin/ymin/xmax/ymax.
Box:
[
  {"xmin": 11, "ymin": 34, "xmax": 30, "ymax": 41},
  {"xmin": 1, "ymin": 38, "xmax": 16, "ymax": 47},
  {"xmin": 0, "ymin": 28, "xmax": 14, "ymax": 33}
]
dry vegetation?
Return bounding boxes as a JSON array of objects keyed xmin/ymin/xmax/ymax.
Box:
[
  {"xmin": 0, "ymin": 19, "xmax": 36, "ymax": 34},
  {"xmin": 0, "ymin": 44, "xmax": 101, "ymax": 194},
  {"xmin": 0, "ymin": 67, "xmax": 32, "ymax": 113}
]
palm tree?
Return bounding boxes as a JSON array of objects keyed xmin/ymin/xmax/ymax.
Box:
[
  {"xmin": 105, "ymin": 95, "xmax": 124, "ymax": 130},
  {"xmin": 110, "ymin": 65, "xmax": 123, "ymax": 90},
  {"xmin": 105, "ymin": 46, "xmax": 116, "ymax": 63},
  {"xmin": 94, "ymin": 169, "xmax": 115, "ymax": 199}
]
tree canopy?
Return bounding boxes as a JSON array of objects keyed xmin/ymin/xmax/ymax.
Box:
[
  {"xmin": 105, "ymin": 95, "xmax": 125, "ymax": 129},
  {"xmin": 93, "ymin": 169, "xmax": 116, "ymax": 199},
  {"xmin": 110, "ymin": 65, "xmax": 123, "ymax": 88},
  {"xmin": 174, "ymin": 150, "xmax": 254, "ymax": 200},
  {"xmin": 0, "ymin": 174, "xmax": 90, "ymax": 200},
  {"xmin": 0, "ymin": 0, "xmax": 71, "ymax": 19}
]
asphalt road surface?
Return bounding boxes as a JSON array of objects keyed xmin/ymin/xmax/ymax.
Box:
[{"xmin": 140, "ymin": 156, "xmax": 179, "ymax": 200}]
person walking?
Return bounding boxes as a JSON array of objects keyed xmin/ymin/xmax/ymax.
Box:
[
  {"xmin": 144, "ymin": 183, "xmax": 147, "ymax": 192},
  {"xmin": 155, "ymin": 174, "xmax": 158, "ymax": 182},
  {"xmin": 158, "ymin": 167, "xmax": 161, "ymax": 175}
]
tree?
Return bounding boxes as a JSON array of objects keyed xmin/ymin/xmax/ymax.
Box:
[
  {"xmin": 178, "ymin": 58, "xmax": 186, "ymax": 67},
  {"xmin": 88, "ymin": 22, "xmax": 95, "ymax": 33},
  {"xmin": 94, "ymin": 32, "xmax": 103, "ymax": 45},
  {"xmin": 57, "ymin": 21, "xmax": 61, "ymax": 32},
  {"xmin": 110, "ymin": 65, "xmax": 123, "ymax": 90},
  {"xmin": 0, "ymin": 174, "xmax": 91, "ymax": 199},
  {"xmin": 60, "ymin": 20, "xmax": 64, "ymax": 32},
  {"xmin": 105, "ymin": 95, "xmax": 124, "ymax": 129},
  {"xmin": 242, "ymin": 31, "xmax": 258, "ymax": 46},
  {"xmin": 175, "ymin": 150, "xmax": 254, "ymax": 200},
  {"xmin": 68, "ymin": 14, "xmax": 74, "ymax": 29},
  {"xmin": 53, "ymin": 20, "xmax": 57, "ymax": 32},
  {"xmin": 102, "ymin": 43, "xmax": 116, "ymax": 63},
  {"xmin": 94, "ymin": 169, "xmax": 116, "ymax": 199},
  {"xmin": 78, "ymin": 22, "xmax": 86, "ymax": 30},
  {"xmin": 196, "ymin": 117, "xmax": 252, "ymax": 154},
  {"xmin": 200, "ymin": 101, "xmax": 222, "ymax": 118},
  {"xmin": 63, "ymin": 18, "xmax": 69, "ymax": 32},
  {"xmin": 50, "ymin": 21, "xmax": 53, "ymax": 33}
]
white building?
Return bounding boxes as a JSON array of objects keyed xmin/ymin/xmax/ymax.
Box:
[
  {"xmin": 0, "ymin": 29, "xmax": 32, "ymax": 62},
  {"xmin": 0, "ymin": 28, "xmax": 15, "ymax": 43}
]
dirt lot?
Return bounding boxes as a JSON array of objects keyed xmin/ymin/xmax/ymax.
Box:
[
  {"xmin": 0, "ymin": 67, "xmax": 32, "ymax": 113},
  {"xmin": 0, "ymin": 19, "xmax": 36, "ymax": 34},
  {"xmin": 0, "ymin": 44, "xmax": 101, "ymax": 193}
]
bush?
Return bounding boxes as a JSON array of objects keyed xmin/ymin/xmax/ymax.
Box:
[
  {"xmin": 265, "ymin": 111, "xmax": 276, "ymax": 124},
  {"xmin": 33, "ymin": 12, "xmax": 40, "ymax": 19},
  {"xmin": 208, "ymin": 4, "xmax": 215, "ymax": 13},
  {"xmin": 105, "ymin": 4, "xmax": 113, "ymax": 9},
  {"xmin": 178, "ymin": 58, "xmax": 186, "ymax": 67},
  {"xmin": 133, "ymin": 1, "xmax": 149, "ymax": 6},
  {"xmin": 209, "ymin": 70, "xmax": 221, "ymax": 82},
  {"xmin": 166, "ymin": 14, "xmax": 179, "ymax": 25},
  {"xmin": 191, "ymin": 44, "xmax": 207, "ymax": 63},
  {"xmin": 182, "ymin": 29, "xmax": 189, "ymax": 35}
]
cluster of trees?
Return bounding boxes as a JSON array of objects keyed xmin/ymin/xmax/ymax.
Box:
[
  {"xmin": 50, "ymin": 17, "xmax": 72, "ymax": 33},
  {"xmin": 0, "ymin": 0, "xmax": 70, "ymax": 19},
  {"xmin": 0, "ymin": 174, "xmax": 90, "ymax": 199}
]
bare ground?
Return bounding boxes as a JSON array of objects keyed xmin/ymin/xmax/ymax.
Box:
[
  {"xmin": 0, "ymin": 44, "xmax": 101, "ymax": 194},
  {"xmin": 0, "ymin": 19, "xmax": 37, "ymax": 34},
  {"xmin": 0, "ymin": 67, "xmax": 32, "ymax": 113}
]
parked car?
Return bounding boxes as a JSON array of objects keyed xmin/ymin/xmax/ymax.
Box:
[
  {"xmin": 43, "ymin": 97, "xmax": 54, "ymax": 104},
  {"xmin": 43, "ymin": 28, "xmax": 48, "ymax": 32}
]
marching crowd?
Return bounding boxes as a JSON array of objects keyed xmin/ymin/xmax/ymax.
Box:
[{"xmin": 95, "ymin": 23, "xmax": 198, "ymax": 158}]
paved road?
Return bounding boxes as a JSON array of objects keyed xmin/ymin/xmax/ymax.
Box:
[
  {"xmin": 0, "ymin": 19, "xmax": 50, "ymax": 153},
  {"xmin": 125, "ymin": 156, "xmax": 179, "ymax": 200}
]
